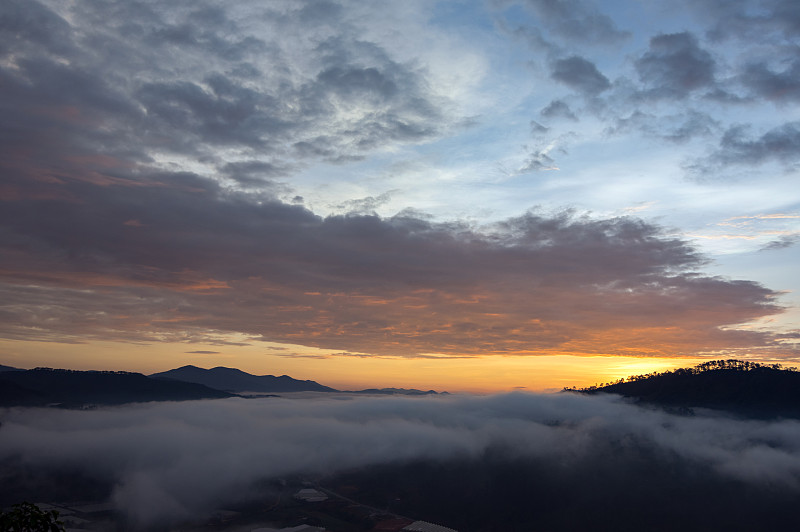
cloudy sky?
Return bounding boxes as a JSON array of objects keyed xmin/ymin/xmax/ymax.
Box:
[{"xmin": 1, "ymin": 0, "xmax": 799, "ymax": 391}]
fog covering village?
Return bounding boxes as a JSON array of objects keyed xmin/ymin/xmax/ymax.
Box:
[
  {"xmin": 1, "ymin": 386, "xmax": 800, "ymax": 530},
  {"xmin": 4, "ymin": 362, "xmax": 800, "ymax": 530},
  {"xmin": 3, "ymin": 0, "xmax": 800, "ymax": 530}
]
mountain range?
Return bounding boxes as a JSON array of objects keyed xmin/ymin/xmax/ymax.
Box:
[
  {"xmin": 347, "ymin": 387, "xmax": 443, "ymax": 395},
  {"xmin": 150, "ymin": 365, "xmax": 337, "ymax": 393},
  {"xmin": 0, "ymin": 364, "xmax": 444, "ymax": 407},
  {"xmin": 0, "ymin": 368, "xmax": 233, "ymax": 408},
  {"xmin": 150, "ymin": 365, "xmax": 444, "ymax": 395},
  {"xmin": 5, "ymin": 359, "xmax": 800, "ymax": 416}
]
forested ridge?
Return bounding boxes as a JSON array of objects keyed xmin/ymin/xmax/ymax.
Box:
[{"xmin": 568, "ymin": 359, "xmax": 800, "ymax": 418}]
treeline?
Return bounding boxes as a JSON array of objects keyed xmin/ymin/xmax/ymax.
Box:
[{"xmin": 565, "ymin": 359, "xmax": 798, "ymax": 393}]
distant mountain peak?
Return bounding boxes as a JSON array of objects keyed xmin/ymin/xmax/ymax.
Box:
[
  {"xmin": 150, "ymin": 366, "xmax": 337, "ymax": 393},
  {"xmin": 347, "ymin": 387, "xmax": 441, "ymax": 395}
]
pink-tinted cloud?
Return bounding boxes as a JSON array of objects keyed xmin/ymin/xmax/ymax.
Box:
[
  {"xmin": 0, "ymin": 173, "xmax": 785, "ymax": 356},
  {"xmin": 0, "ymin": 0, "xmax": 794, "ymax": 360}
]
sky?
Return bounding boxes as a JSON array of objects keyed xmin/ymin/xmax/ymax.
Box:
[{"xmin": 1, "ymin": 0, "xmax": 799, "ymax": 391}]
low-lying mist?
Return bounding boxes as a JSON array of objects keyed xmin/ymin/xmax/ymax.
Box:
[{"xmin": 3, "ymin": 392, "xmax": 800, "ymax": 529}]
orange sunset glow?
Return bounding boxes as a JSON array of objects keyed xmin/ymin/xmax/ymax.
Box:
[
  {"xmin": 1, "ymin": 0, "xmax": 799, "ymax": 393},
  {"xmin": 7, "ymin": 3, "xmax": 800, "ymax": 531},
  {"xmin": 0, "ymin": 337, "xmax": 705, "ymax": 393}
]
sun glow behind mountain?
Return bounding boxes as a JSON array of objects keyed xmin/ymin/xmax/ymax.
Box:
[{"xmin": 0, "ymin": 337, "xmax": 701, "ymax": 392}]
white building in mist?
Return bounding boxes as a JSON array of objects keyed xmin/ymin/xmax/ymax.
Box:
[{"xmin": 293, "ymin": 488, "xmax": 329, "ymax": 502}]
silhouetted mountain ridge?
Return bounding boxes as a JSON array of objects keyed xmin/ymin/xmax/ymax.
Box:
[
  {"xmin": 347, "ymin": 387, "xmax": 444, "ymax": 395},
  {"xmin": 151, "ymin": 365, "xmax": 449, "ymax": 394},
  {"xmin": 150, "ymin": 365, "xmax": 337, "ymax": 393},
  {"xmin": 0, "ymin": 368, "xmax": 234, "ymax": 407},
  {"xmin": 572, "ymin": 359, "xmax": 800, "ymax": 418}
]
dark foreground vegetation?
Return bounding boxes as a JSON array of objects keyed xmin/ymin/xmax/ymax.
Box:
[
  {"xmin": 568, "ymin": 359, "xmax": 800, "ymax": 418},
  {"xmin": 0, "ymin": 502, "xmax": 65, "ymax": 532}
]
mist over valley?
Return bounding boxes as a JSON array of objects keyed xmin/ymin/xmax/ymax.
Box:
[{"xmin": 4, "ymin": 369, "xmax": 800, "ymax": 530}]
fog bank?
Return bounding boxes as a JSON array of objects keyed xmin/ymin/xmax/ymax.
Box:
[{"xmin": 2, "ymin": 392, "xmax": 800, "ymax": 527}]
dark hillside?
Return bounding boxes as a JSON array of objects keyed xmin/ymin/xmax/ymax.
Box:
[
  {"xmin": 150, "ymin": 365, "xmax": 337, "ymax": 393},
  {"xmin": 571, "ymin": 359, "xmax": 800, "ymax": 418},
  {"xmin": 0, "ymin": 368, "xmax": 234, "ymax": 407}
]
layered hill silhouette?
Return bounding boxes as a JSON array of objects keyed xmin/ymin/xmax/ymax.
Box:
[
  {"xmin": 150, "ymin": 365, "xmax": 444, "ymax": 395},
  {"xmin": 150, "ymin": 365, "xmax": 337, "ymax": 393},
  {"xmin": 347, "ymin": 387, "xmax": 443, "ymax": 395},
  {"xmin": 570, "ymin": 359, "xmax": 800, "ymax": 418},
  {"xmin": 0, "ymin": 368, "xmax": 234, "ymax": 407},
  {"xmin": 0, "ymin": 363, "xmax": 446, "ymax": 407}
]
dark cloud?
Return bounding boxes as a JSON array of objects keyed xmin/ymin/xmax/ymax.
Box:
[
  {"xmin": 132, "ymin": 53, "xmax": 443, "ymax": 160},
  {"xmin": 135, "ymin": 77, "xmax": 285, "ymax": 150},
  {"xmin": 702, "ymin": 86, "xmax": 751, "ymax": 104},
  {"xmin": 185, "ymin": 350, "xmax": 221, "ymax": 354},
  {"xmin": 220, "ymin": 160, "xmax": 295, "ymax": 187},
  {"xmin": 4, "ymin": 393, "xmax": 800, "ymax": 528},
  {"xmin": 0, "ymin": 167, "xmax": 783, "ymax": 357},
  {"xmin": 0, "ymin": 0, "xmax": 460, "ymax": 179},
  {"xmin": 0, "ymin": 0, "xmax": 75, "ymax": 57},
  {"xmin": 688, "ymin": 0, "xmax": 800, "ymax": 41},
  {"xmin": 317, "ymin": 65, "xmax": 399, "ymax": 102},
  {"xmin": 515, "ymin": 130, "xmax": 577, "ymax": 174},
  {"xmin": 334, "ymin": 190, "xmax": 398, "ymax": 215},
  {"xmin": 517, "ymin": 149, "xmax": 558, "ymax": 172},
  {"xmin": 635, "ymin": 32, "xmax": 717, "ymax": 99},
  {"xmin": 502, "ymin": 23, "xmax": 557, "ymax": 55},
  {"xmin": 760, "ymin": 235, "xmax": 800, "ymax": 251},
  {"xmin": 517, "ymin": 0, "xmax": 630, "ymax": 44},
  {"xmin": 540, "ymin": 99, "xmax": 577, "ymax": 121},
  {"xmin": 706, "ymin": 122, "xmax": 800, "ymax": 167},
  {"xmin": 740, "ymin": 59, "xmax": 800, "ymax": 103},
  {"xmin": 607, "ymin": 110, "xmax": 718, "ymax": 143},
  {"xmin": 530, "ymin": 120, "xmax": 549, "ymax": 135},
  {"xmin": 550, "ymin": 56, "xmax": 610, "ymax": 95}
]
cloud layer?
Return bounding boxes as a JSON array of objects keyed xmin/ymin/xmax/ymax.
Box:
[
  {"xmin": 0, "ymin": 173, "xmax": 782, "ymax": 356},
  {"xmin": 4, "ymin": 394, "xmax": 800, "ymax": 528},
  {"xmin": 1, "ymin": 0, "xmax": 798, "ymax": 362}
]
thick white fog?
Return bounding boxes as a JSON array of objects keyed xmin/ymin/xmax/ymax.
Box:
[{"xmin": 3, "ymin": 392, "xmax": 800, "ymax": 527}]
